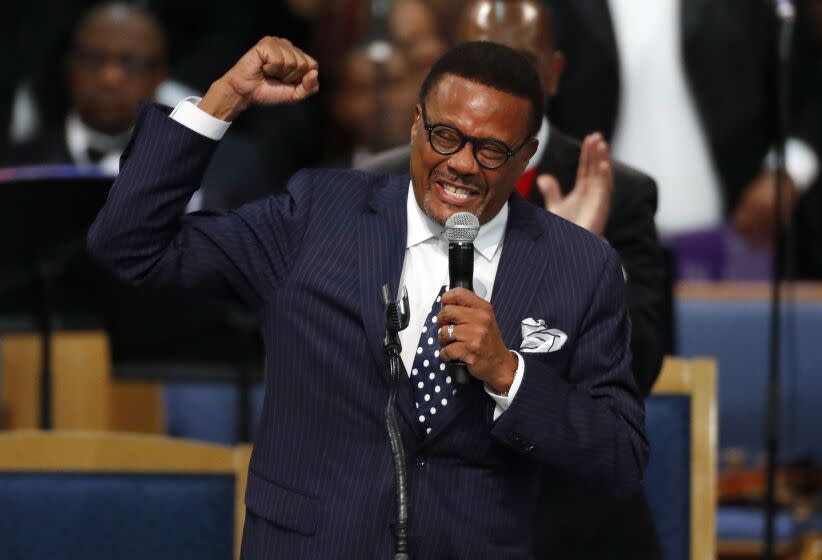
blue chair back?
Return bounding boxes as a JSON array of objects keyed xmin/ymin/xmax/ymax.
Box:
[
  {"xmin": 0, "ymin": 431, "xmax": 249, "ymax": 560},
  {"xmin": 677, "ymin": 288, "xmax": 822, "ymax": 463},
  {"xmin": 0, "ymin": 472, "xmax": 234, "ymax": 560},
  {"xmin": 644, "ymin": 358, "xmax": 717, "ymax": 560},
  {"xmin": 645, "ymin": 395, "xmax": 691, "ymax": 560},
  {"xmin": 165, "ymin": 383, "xmax": 265, "ymax": 444}
]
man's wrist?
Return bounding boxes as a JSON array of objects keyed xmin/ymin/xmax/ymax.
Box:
[
  {"xmin": 488, "ymin": 351, "xmax": 519, "ymax": 395},
  {"xmin": 198, "ymin": 78, "xmax": 247, "ymax": 122}
]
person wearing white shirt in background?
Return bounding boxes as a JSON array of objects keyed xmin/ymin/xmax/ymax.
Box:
[
  {"xmin": 1, "ymin": 4, "xmax": 166, "ymax": 176},
  {"xmin": 545, "ymin": 0, "xmax": 820, "ymax": 278},
  {"xmin": 1, "ymin": 2, "xmax": 272, "ymax": 213}
]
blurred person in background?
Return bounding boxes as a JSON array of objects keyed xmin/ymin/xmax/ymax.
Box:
[
  {"xmin": 3, "ymin": 3, "xmax": 166, "ymax": 174},
  {"xmin": 389, "ymin": 0, "xmax": 448, "ymax": 75},
  {"xmin": 545, "ymin": 0, "xmax": 821, "ymax": 279},
  {"xmin": 1, "ymin": 2, "xmax": 270, "ymax": 210},
  {"xmin": 330, "ymin": 41, "xmax": 418, "ymax": 166},
  {"xmin": 324, "ymin": 0, "xmax": 446, "ymax": 166}
]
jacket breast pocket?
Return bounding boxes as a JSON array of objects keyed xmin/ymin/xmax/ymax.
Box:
[
  {"xmin": 245, "ymin": 470, "xmax": 321, "ymax": 536},
  {"xmin": 520, "ymin": 346, "xmax": 572, "ymax": 379}
]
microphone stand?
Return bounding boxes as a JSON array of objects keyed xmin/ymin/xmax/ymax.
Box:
[
  {"xmin": 765, "ymin": 1, "xmax": 795, "ymax": 558},
  {"xmin": 381, "ymin": 284, "xmax": 411, "ymax": 560}
]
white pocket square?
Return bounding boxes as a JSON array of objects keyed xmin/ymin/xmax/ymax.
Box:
[{"xmin": 519, "ymin": 318, "xmax": 568, "ymax": 353}]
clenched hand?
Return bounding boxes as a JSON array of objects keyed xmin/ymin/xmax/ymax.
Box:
[{"xmin": 199, "ymin": 36, "xmax": 319, "ymax": 122}]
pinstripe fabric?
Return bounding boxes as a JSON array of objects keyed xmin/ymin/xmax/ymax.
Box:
[{"xmin": 88, "ymin": 103, "xmax": 648, "ymax": 559}]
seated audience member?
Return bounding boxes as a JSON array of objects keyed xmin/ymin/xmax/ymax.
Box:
[
  {"xmin": 2, "ymin": 2, "xmax": 269, "ymax": 210},
  {"xmin": 3, "ymin": 3, "xmax": 166, "ymax": 174}
]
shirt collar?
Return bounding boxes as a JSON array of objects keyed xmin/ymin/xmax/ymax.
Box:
[
  {"xmin": 405, "ymin": 181, "xmax": 508, "ymax": 262},
  {"xmin": 66, "ymin": 112, "xmax": 133, "ymax": 159},
  {"xmin": 524, "ymin": 115, "xmax": 550, "ymax": 172}
]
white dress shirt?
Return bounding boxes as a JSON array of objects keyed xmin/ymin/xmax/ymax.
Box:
[
  {"xmin": 65, "ymin": 112, "xmax": 131, "ymax": 176},
  {"xmin": 170, "ymin": 97, "xmax": 524, "ymax": 420},
  {"xmin": 397, "ymin": 184, "xmax": 524, "ymax": 420},
  {"xmin": 608, "ymin": 0, "xmax": 723, "ymax": 235}
]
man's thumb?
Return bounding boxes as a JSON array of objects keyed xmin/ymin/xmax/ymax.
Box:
[{"xmin": 537, "ymin": 174, "xmax": 562, "ymax": 210}]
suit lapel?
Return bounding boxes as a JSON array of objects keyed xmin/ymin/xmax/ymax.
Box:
[
  {"xmin": 491, "ymin": 195, "xmax": 549, "ymax": 350},
  {"xmin": 357, "ymin": 174, "xmax": 417, "ymax": 428}
]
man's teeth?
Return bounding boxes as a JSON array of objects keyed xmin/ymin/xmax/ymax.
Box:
[{"xmin": 442, "ymin": 184, "xmax": 473, "ymax": 199}]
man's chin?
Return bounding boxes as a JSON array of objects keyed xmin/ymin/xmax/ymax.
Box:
[{"xmin": 83, "ymin": 113, "xmax": 134, "ymax": 136}]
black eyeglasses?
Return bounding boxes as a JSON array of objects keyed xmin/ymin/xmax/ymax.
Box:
[{"xmin": 421, "ymin": 106, "xmax": 530, "ymax": 170}]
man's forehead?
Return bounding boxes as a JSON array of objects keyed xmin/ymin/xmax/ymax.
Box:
[
  {"xmin": 424, "ymin": 75, "xmax": 531, "ymax": 140},
  {"xmin": 76, "ymin": 12, "xmax": 164, "ymax": 54}
]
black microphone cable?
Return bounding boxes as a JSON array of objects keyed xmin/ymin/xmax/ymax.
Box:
[{"xmin": 381, "ymin": 284, "xmax": 411, "ymax": 560}]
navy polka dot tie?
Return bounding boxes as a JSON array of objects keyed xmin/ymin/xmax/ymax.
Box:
[{"xmin": 411, "ymin": 285, "xmax": 458, "ymax": 437}]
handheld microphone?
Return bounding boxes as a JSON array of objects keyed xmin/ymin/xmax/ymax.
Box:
[{"xmin": 444, "ymin": 212, "xmax": 480, "ymax": 385}]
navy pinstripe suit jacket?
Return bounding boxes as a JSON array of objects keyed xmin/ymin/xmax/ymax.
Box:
[{"xmin": 88, "ymin": 104, "xmax": 648, "ymax": 559}]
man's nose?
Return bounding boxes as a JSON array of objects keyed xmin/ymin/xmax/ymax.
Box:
[
  {"xmin": 446, "ymin": 141, "xmax": 480, "ymax": 176},
  {"xmin": 97, "ymin": 60, "xmax": 128, "ymax": 87}
]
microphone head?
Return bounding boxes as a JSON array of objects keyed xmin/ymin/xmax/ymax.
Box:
[{"xmin": 445, "ymin": 212, "xmax": 480, "ymax": 243}]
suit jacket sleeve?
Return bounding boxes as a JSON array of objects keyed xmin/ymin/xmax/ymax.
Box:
[
  {"xmin": 87, "ymin": 103, "xmax": 311, "ymax": 309},
  {"xmin": 490, "ymin": 250, "xmax": 648, "ymax": 499},
  {"xmin": 606, "ymin": 169, "xmax": 667, "ymax": 396}
]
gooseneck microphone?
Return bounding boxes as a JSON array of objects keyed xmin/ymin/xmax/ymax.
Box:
[
  {"xmin": 444, "ymin": 212, "xmax": 480, "ymax": 385},
  {"xmin": 381, "ymin": 284, "xmax": 411, "ymax": 560}
]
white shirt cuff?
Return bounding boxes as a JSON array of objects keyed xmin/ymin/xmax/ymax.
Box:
[
  {"xmin": 169, "ymin": 96, "xmax": 231, "ymax": 141},
  {"xmin": 764, "ymin": 138, "xmax": 819, "ymax": 193},
  {"xmin": 486, "ymin": 350, "xmax": 525, "ymax": 421}
]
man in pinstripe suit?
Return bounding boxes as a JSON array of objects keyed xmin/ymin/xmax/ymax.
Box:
[{"xmin": 89, "ymin": 37, "xmax": 647, "ymax": 559}]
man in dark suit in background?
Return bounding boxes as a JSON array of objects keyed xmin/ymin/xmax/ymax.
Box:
[
  {"xmin": 2, "ymin": 2, "xmax": 269, "ymax": 211},
  {"xmin": 3, "ymin": 3, "xmax": 167, "ymax": 174},
  {"xmin": 88, "ymin": 37, "xmax": 647, "ymax": 558}
]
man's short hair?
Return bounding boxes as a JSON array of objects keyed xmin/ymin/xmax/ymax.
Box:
[{"xmin": 419, "ymin": 41, "xmax": 544, "ymax": 139}]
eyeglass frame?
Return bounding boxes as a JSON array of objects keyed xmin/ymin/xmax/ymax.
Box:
[{"xmin": 419, "ymin": 105, "xmax": 533, "ymax": 170}]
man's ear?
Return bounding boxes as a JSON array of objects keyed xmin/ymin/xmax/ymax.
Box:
[
  {"xmin": 521, "ymin": 138, "xmax": 539, "ymax": 164},
  {"xmin": 410, "ymin": 104, "xmax": 422, "ymax": 143}
]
